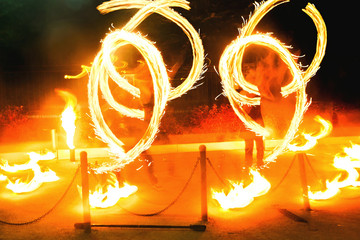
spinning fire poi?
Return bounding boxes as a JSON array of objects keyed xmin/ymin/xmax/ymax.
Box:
[
  {"xmin": 219, "ymin": 0, "xmax": 327, "ymax": 166},
  {"xmin": 88, "ymin": 0, "xmax": 204, "ymax": 172},
  {"xmin": 213, "ymin": 0, "xmax": 327, "ymax": 209}
]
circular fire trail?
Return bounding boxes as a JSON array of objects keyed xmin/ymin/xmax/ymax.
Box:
[
  {"xmin": 219, "ymin": 0, "xmax": 327, "ymax": 165},
  {"xmin": 89, "ymin": 0, "xmax": 204, "ymax": 172}
]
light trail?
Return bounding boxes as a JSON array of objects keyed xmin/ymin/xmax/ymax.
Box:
[
  {"xmin": 88, "ymin": 0, "xmax": 204, "ymax": 172},
  {"xmin": 219, "ymin": 0, "xmax": 327, "ymax": 165},
  {"xmin": 288, "ymin": 115, "xmax": 332, "ymax": 152},
  {"xmin": 64, "ymin": 65, "xmax": 91, "ymax": 79},
  {"xmin": 214, "ymin": 0, "xmax": 326, "ymax": 210}
]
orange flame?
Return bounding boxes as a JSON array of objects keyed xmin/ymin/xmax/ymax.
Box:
[
  {"xmin": 219, "ymin": 0, "xmax": 327, "ymax": 165},
  {"xmin": 309, "ymin": 144, "xmax": 360, "ymax": 200},
  {"xmin": 78, "ymin": 172, "xmax": 137, "ymax": 208},
  {"xmin": 88, "ymin": 0, "xmax": 204, "ymax": 172},
  {"xmin": 212, "ymin": 169, "xmax": 271, "ymax": 210},
  {"xmin": 56, "ymin": 90, "xmax": 77, "ymax": 149},
  {"xmin": 288, "ymin": 115, "xmax": 332, "ymax": 152},
  {"xmin": 0, "ymin": 152, "xmax": 59, "ymax": 193}
]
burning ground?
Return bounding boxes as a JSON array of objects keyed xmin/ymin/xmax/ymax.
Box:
[{"xmin": 0, "ymin": 106, "xmax": 360, "ymax": 239}]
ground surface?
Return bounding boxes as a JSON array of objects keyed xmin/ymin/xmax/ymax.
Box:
[{"xmin": 0, "ymin": 133, "xmax": 360, "ymax": 240}]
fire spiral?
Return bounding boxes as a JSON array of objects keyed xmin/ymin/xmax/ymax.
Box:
[
  {"xmin": 89, "ymin": 0, "xmax": 204, "ymax": 172},
  {"xmin": 219, "ymin": 0, "xmax": 327, "ymax": 165}
]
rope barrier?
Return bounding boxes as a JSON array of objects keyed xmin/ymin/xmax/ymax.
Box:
[
  {"xmin": 268, "ymin": 154, "xmax": 297, "ymax": 194},
  {"xmin": 206, "ymin": 157, "xmax": 228, "ymax": 187},
  {"xmin": 0, "ymin": 164, "xmax": 80, "ymax": 226},
  {"xmin": 120, "ymin": 158, "xmax": 200, "ymax": 217},
  {"xmin": 303, "ymin": 154, "xmax": 321, "ymax": 180},
  {"xmin": 268, "ymin": 152, "xmax": 324, "ymax": 201}
]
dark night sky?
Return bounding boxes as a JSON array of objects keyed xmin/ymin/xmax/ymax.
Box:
[{"xmin": 0, "ymin": 0, "xmax": 359, "ymax": 108}]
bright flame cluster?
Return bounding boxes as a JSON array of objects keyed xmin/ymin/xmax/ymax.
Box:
[
  {"xmin": 212, "ymin": 169, "xmax": 271, "ymax": 210},
  {"xmin": 0, "ymin": 152, "xmax": 59, "ymax": 194},
  {"xmin": 78, "ymin": 172, "xmax": 138, "ymax": 208},
  {"xmin": 219, "ymin": 0, "xmax": 327, "ymax": 165},
  {"xmin": 309, "ymin": 144, "xmax": 360, "ymax": 200},
  {"xmin": 56, "ymin": 90, "xmax": 78, "ymax": 149},
  {"xmin": 288, "ymin": 115, "xmax": 332, "ymax": 152},
  {"xmin": 89, "ymin": 0, "xmax": 204, "ymax": 172}
]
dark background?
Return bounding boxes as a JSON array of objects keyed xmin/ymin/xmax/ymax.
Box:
[{"xmin": 0, "ymin": 0, "xmax": 358, "ymax": 111}]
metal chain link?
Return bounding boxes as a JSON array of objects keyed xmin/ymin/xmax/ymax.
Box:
[{"xmin": 0, "ymin": 164, "xmax": 80, "ymax": 225}]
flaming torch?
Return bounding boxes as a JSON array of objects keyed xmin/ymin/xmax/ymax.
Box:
[{"xmin": 56, "ymin": 90, "xmax": 78, "ymax": 162}]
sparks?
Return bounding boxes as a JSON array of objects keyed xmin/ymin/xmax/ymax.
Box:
[
  {"xmin": 219, "ymin": 0, "xmax": 327, "ymax": 165},
  {"xmin": 89, "ymin": 0, "xmax": 204, "ymax": 172},
  {"xmin": 64, "ymin": 65, "xmax": 91, "ymax": 79}
]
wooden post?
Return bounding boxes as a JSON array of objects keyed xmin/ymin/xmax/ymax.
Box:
[
  {"xmin": 51, "ymin": 129, "xmax": 57, "ymax": 151},
  {"xmin": 80, "ymin": 151, "xmax": 91, "ymax": 232},
  {"xmin": 199, "ymin": 145, "xmax": 208, "ymax": 222},
  {"xmin": 70, "ymin": 149, "xmax": 75, "ymax": 162},
  {"xmin": 298, "ymin": 153, "xmax": 311, "ymax": 211}
]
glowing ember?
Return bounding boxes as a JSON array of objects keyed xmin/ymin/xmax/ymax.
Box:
[
  {"xmin": 89, "ymin": 0, "xmax": 204, "ymax": 172},
  {"xmin": 309, "ymin": 144, "xmax": 360, "ymax": 200},
  {"xmin": 78, "ymin": 172, "xmax": 138, "ymax": 208},
  {"xmin": 0, "ymin": 152, "xmax": 59, "ymax": 194},
  {"xmin": 64, "ymin": 65, "xmax": 91, "ymax": 79},
  {"xmin": 56, "ymin": 90, "xmax": 77, "ymax": 149},
  {"xmin": 212, "ymin": 169, "xmax": 271, "ymax": 210},
  {"xmin": 288, "ymin": 115, "xmax": 332, "ymax": 151},
  {"xmin": 219, "ymin": 0, "xmax": 327, "ymax": 165}
]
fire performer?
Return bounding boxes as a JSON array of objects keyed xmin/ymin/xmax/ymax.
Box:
[
  {"xmin": 240, "ymin": 49, "xmax": 293, "ymax": 169},
  {"xmin": 126, "ymin": 54, "xmax": 183, "ymax": 187},
  {"xmin": 240, "ymin": 90, "xmax": 265, "ymax": 169},
  {"xmin": 131, "ymin": 59, "xmax": 159, "ymax": 186}
]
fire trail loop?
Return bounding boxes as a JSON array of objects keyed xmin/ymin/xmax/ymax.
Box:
[
  {"xmin": 88, "ymin": 0, "xmax": 205, "ymax": 172},
  {"xmin": 0, "ymin": 165, "xmax": 80, "ymax": 226}
]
